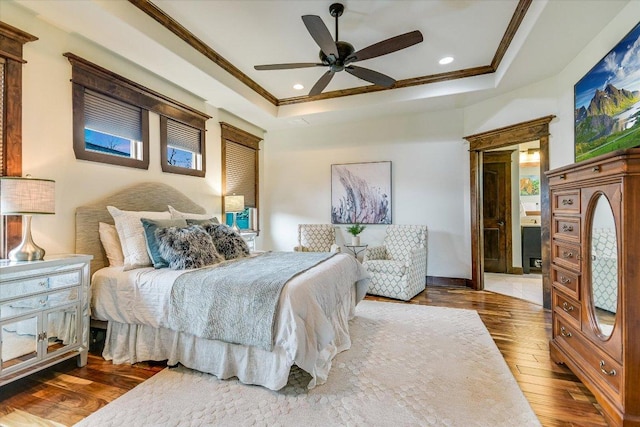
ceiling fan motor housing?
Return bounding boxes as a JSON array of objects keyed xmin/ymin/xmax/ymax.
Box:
[{"xmin": 320, "ymin": 41, "xmax": 354, "ymax": 71}]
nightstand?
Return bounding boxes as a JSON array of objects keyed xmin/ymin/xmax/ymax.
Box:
[
  {"xmin": 0, "ymin": 254, "xmax": 92, "ymax": 386},
  {"xmin": 240, "ymin": 231, "xmax": 257, "ymax": 251}
]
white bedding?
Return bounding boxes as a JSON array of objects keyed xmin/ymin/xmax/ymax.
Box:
[{"xmin": 91, "ymin": 253, "xmax": 369, "ymax": 390}]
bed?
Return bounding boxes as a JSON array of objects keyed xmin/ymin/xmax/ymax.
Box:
[{"xmin": 76, "ymin": 182, "xmax": 369, "ymax": 391}]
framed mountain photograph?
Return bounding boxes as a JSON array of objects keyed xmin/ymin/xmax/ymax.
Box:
[{"xmin": 574, "ymin": 21, "xmax": 640, "ymax": 162}]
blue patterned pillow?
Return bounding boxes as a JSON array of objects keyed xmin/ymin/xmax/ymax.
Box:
[
  {"xmin": 194, "ymin": 222, "xmax": 250, "ymax": 260},
  {"xmin": 155, "ymin": 225, "xmax": 224, "ymax": 270},
  {"xmin": 141, "ymin": 218, "xmax": 188, "ymax": 268}
]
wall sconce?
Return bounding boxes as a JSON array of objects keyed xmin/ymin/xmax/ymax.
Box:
[
  {"xmin": 224, "ymin": 194, "xmax": 245, "ymax": 232},
  {"xmin": 0, "ymin": 176, "xmax": 55, "ymax": 261}
]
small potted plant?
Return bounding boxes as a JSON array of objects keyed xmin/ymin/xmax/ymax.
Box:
[{"xmin": 346, "ymin": 223, "xmax": 366, "ymax": 246}]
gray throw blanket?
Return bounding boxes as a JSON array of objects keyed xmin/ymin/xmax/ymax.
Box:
[{"xmin": 168, "ymin": 251, "xmax": 336, "ymax": 351}]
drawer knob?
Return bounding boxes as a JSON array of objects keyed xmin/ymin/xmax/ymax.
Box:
[
  {"xmin": 561, "ymin": 199, "xmax": 573, "ymax": 206},
  {"xmin": 560, "ymin": 276, "xmax": 571, "ymax": 284},
  {"xmin": 561, "ymin": 225, "xmax": 574, "ymax": 232},
  {"xmin": 559, "ymin": 174, "xmax": 566, "ymax": 180},
  {"xmin": 39, "ymin": 299, "xmax": 47, "ymax": 306},
  {"xmin": 560, "ymin": 326, "xmax": 572, "ymax": 338},
  {"xmin": 39, "ymin": 281, "xmax": 47, "ymax": 287},
  {"xmin": 599, "ymin": 360, "xmax": 617, "ymax": 376},
  {"xmin": 592, "ymin": 166, "xmax": 601, "ymax": 172},
  {"xmin": 562, "ymin": 302, "xmax": 574, "ymax": 312},
  {"xmin": 562, "ymin": 251, "xmax": 574, "ymax": 259}
]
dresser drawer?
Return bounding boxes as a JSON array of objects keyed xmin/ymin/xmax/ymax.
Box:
[
  {"xmin": 0, "ymin": 288, "xmax": 79, "ymax": 320},
  {"xmin": 553, "ymin": 217, "xmax": 580, "ymax": 243},
  {"xmin": 552, "ymin": 241, "xmax": 581, "ymax": 272},
  {"xmin": 553, "ymin": 291, "xmax": 580, "ymax": 327},
  {"xmin": 0, "ymin": 270, "xmax": 82, "ymax": 300},
  {"xmin": 554, "ymin": 318, "xmax": 621, "ymax": 395},
  {"xmin": 552, "ymin": 190, "xmax": 580, "ymax": 214},
  {"xmin": 552, "ymin": 266, "xmax": 580, "ymax": 300}
]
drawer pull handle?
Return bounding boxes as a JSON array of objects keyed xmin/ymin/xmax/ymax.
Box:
[
  {"xmin": 559, "ymin": 174, "xmax": 566, "ymax": 180},
  {"xmin": 560, "ymin": 276, "xmax": 571, "ymax": 284},
  {"xmin": 562, "ymin": 302, "xmax": 574, "ymax": 312},
  {"xmin": 39, "ymin": 299, "xmax": 47, "ymax": 306},
  {"xmin": 561, "ymin": 199, "xmax": 573, "ymax": 206},
  {"xmin": 561, "ymin": 225, "xmax": 574, "ymax": 232},
  {"xmin": 560, "ymin": 326, "xmax": 572, "ymax": 338},
  {"xmin": 39, "ymin": 281, "xmax": 47, "ymax": 287},
  {"xmin": 592, "ymin": 166, "xmax": 600, "ymax": 172},
  {"xmin": 562, "ymin": 251, "xmax": 574, "ymax": 259},
  {"xmin": 599, "ymin": 360, "xmax": 616, "ymax": 376}
]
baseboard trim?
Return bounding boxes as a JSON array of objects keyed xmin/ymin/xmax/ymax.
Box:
[{"xmin": 426, "ymin": 276, "xmax": 472, "ymax": 288}]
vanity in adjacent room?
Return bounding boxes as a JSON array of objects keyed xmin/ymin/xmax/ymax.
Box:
[{"xmin": 547, "ymin": 148, "xmax": 640, "ymax": 427}]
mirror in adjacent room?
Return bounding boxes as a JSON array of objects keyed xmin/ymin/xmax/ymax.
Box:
[{"xmin": 590, "ymin": 194, "xmax": 618, "ymax": 338}]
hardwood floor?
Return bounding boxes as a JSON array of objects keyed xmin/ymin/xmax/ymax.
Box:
[{"xmin": 0, "ymin": 286, "xmax": 607, "ymax": 426}]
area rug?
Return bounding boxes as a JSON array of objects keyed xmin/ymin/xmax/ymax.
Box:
[{"xmin": 75, "ymin": 301, "xmax": 540, "ymax": 426}]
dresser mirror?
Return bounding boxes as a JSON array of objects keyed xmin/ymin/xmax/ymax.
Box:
[{"xmin": 589, "ymin": 194, "xmax": 618, "ymax": 338}]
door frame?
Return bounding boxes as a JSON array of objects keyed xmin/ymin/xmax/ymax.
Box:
[{"xmin": 464, "ymin": 115, "xmax": 555, "ymax": 308}]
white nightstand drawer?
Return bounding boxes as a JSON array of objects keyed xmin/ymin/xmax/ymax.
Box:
[
  {"xmin": 0, "ymin": 270, "xmax": 82, "ymax": 300},
  {"xmin": 1, "ymin": 288, "xmax": 79, "ymax": 319}
]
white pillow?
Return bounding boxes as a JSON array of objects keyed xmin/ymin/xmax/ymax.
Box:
[
  {"xmin": 168, "ymin": 205, "xmax": 219, "ymax": 222},
  {"xmin": 107, "ymin": 206, "xmax": 171, "ymax": 271},
  {"xmin": 98, "ymin": 222, "xmax": 124, "ymax": 267}
]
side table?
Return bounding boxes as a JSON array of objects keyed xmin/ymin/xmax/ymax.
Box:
[{"xmin": 344, "ymin": 244, "xmax": 368, "ymax": 258}]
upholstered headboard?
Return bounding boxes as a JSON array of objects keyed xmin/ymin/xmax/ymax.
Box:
[{"xmin": 75, "ymin": 182, "xmax": 206, "ymax": 276}]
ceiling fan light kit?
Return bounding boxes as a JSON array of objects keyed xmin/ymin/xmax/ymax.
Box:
[{"xmin": 254, "ymin": 2, "xmax": 423, "ymax": 96}]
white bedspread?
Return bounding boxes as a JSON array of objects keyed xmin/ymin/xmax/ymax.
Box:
[{"xmin": 91, "ymin": 253, "xmax": 369, "ymax": 390}]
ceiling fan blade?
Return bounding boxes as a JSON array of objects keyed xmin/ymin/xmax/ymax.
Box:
[
  {"xmin": 309, "ymin": 70, "xmax": 335, "ymax": 96},
  {"xmin": 302, "ymin": 15, "xmax": 339, "ymax": 60},
  {"xmin": 346, "ymin": 65, "xmax": 395, "ymax": 87},
  {"xmin": 254, "ymin": 63, "xmax": 325, "ymax": 70},
  {"xmin": 345, "ymin": 30, "xmax": 423, "ymax": 64}
]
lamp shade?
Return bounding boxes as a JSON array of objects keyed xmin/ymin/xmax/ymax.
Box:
[
  {"xmin": 0, "ymin": 177, "xmax": 55, "ymax": 215},
  {"xmin": 224, "ymin": 195, "xmax": 244, "ymax": 213}
]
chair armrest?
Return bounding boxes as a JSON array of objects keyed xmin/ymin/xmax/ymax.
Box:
[
  {"xmin": 364, "ymin": 245, "xmax": 386, "ymax": 262},
  {"xmin": 330, "ymin": 244, "xmax": 341, "ymax": 253},
  {"xmin": 294, "ymin": 245, "xmax": 305, "ymax": 252},
  {"xmin": 405, "ymin": 246, "xmax": 427, "ymax": 277}
]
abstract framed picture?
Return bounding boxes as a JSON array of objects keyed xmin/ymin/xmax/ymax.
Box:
[
  {"xmin": 574, "ymin": 21, "xmax": 640, "ymax": 162},
  {"xmin": 331, "ymin": 161, "xmax": 391, "ymax": 224}
]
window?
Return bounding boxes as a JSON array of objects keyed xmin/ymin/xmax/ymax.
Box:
[
  {"xmin": 160, "ymin": 116, "xmax": 205, "ymax": 177},
  {"xmin": 221, "ymin": 122, "xmax": 261, "ymax": 232},
  {"xmin": 65, "ymin": 53, "xmax": 209, "ymax": 172},
  {"xmin": 0, "ymin": 23, "xmax": 37, "ymax": 259}
]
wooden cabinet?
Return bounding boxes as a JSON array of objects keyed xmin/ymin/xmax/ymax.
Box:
[
  {"xmin": 0, "ymin": 254, "xmax": 92, "ymax": 386},
  {"xmin": 547, "ymin": 149, "xmax": 640, "ymax": 427}
]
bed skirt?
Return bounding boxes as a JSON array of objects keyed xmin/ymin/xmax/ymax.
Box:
[{"xmin": 101, "ymin": 286, "xmax": 358, "ymax": 391}]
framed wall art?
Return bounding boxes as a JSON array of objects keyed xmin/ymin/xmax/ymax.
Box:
[
  {"xmin": 331, "ymin": 161, "xmax": 391, "ymax": 224},
  {"xmin": 574, "ymin": 21, "xmax": 640, "ymax": 162}
]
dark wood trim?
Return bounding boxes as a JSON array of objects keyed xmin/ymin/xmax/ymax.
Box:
[
  {"xmin": 127, "ymin": 0, "xmax": 279, "ymax": 106},
  {"xmin": 0, "ymin": 23, "xmax": 37, "ymax": 258},
  {"xmin": 160, "ymin": 116, "xmax": 206, "ymax": 177},
  {"xmin": 127, "ymin": 0, "xmax": 530, "ymax": 106},
  {"xmin": 491, "ymin": 0, "xmax": 532, "ymax": 70},
  {"xmin": 464, "ymin": 115, "xmax": 555, "ymax": 308},
  {"xmin": 220, "ymin": 122, "xmax": 261, "ymax": 150},
  {"xmin": 426, "ymin": 276, "xmax": 473, "ymax": 288}
]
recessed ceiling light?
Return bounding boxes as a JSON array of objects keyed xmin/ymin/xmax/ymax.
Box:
[
  {"xmin": 439, "ymin": 56, "xmax": 454, "ymax": 65},
  {"xmin": 293, "ymin": 83, "xmax": 304, "ymax": 90}
]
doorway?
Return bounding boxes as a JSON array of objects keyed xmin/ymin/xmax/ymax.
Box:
[{"xmin": 464, "ymin": 115, "xmax": 555, "ymax": 309}]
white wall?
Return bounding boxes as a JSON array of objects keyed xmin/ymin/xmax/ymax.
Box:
[
  {"xmin": 3, "ymin": 3, "xmax": 261, "ymax": 256},
  {"xmin": 262, "ymin": 110, "xmax": 471, "ymax": 279}
]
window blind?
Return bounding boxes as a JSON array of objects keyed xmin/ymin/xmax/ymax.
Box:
[
  {"xmin": 84, "ymin": 90, "xmax": 142, "ymax": 141},
  {"xmin": 225, "ymin": 141, "xmax": 256, "ymax": 207},
  {"xmin": 166, "ymin": 118, "xmax": 201, "ymax": 153}
]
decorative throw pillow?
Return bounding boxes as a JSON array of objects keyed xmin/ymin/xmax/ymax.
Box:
[
  {"xmin": 198, "ymin": 222, "xmax": 250, "ymax": 260},
  {"xmin": 168, "ymin": 205, "xmax": 220, "ymax": 223},
  {"xmin": 155, "ymin": 225, "xmax": 224, "ymax": 270},
  {"xmin": 107, "ymin": 206, "xmax": 171, "ymax": 271},
  {"xmin": 141, "ymin": 218, "xmax": 188, "ymax": 268},
  {"xmin": 98, "ymin": 222, "xmax": 124, "ymax": 267}
]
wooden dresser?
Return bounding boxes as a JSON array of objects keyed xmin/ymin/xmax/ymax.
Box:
[{"xmin": 547, "ymin": 148, "xmax": 640, "ymax": 427}]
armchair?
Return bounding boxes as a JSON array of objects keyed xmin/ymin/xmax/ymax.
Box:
[
  {"xmin": 294, "ymin": 224, "xmax": 341, "ymax": 253},
  {"xmin": 363, "ymin": 225, "xmax": 427, "ymax": 301}
]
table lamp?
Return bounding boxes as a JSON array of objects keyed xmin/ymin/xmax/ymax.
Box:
[
  {"xmin": 0, "ymin": 176, "xmax": 55, "ymax": 261},
  {"xmin": 224, "ymin": 194, "xmax": 244, "ymax": 232}
]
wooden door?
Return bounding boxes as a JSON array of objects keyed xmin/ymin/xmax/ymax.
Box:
[{"xmin": 483, "ymin": 151, "xmax": 513, "ymax": 273}]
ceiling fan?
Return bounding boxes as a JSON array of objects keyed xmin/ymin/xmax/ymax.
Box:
[{"xmin": 254, "ymin": 3, "xmax": 423, "ymax": 96}]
